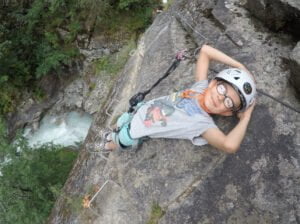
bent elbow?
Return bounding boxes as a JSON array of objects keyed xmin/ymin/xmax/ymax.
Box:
[
  {"xmin": 226, "ymin": 148, "xmax": 238, "ymax": 154},
  {"xmin": 223, "ymin": 142, "xmax": 239, "ymax": 154},
  {"xmin": 200, "ymin": 44, "xmax": 209, "ymax": 53}
]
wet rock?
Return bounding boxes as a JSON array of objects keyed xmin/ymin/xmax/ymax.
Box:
[
  {"xmin": 7, "ymin": 31, "xmax": 124, "ymax": 140},
  {"xmin": 48, "ymin": 79, "xmax": 86, "ymax": 114},
  {"xmin": 6, "ymin": 99, "xmax": 56, "ymax": 140},
  {"xmin": 6, "ymin": 61, "xmax": 81, "ymax": 139}
]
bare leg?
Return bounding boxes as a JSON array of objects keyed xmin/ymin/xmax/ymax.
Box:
[{"xmin": 104, "ymin": 141, "xmax": 118, "ymax": 151}]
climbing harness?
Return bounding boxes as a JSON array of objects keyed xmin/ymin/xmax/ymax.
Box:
[
  {"xmin": 103, "ymin": 49, "xmax": 190, "ymax": 151},
  {"xmin": 128, "ymin": 49, "xmax": 190, "ymax": 113},
  {"xmin": 110, "ymin": 107, "xmax": 144, "ymax": 151}
]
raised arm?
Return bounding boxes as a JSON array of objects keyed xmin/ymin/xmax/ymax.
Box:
[
  {"xmin": 195, "ymin": 44, "xmax": 247, "ymax": 81},
  {"xmin": 202, "ymin": 102, "xmax": 255, "ymax": 153}
]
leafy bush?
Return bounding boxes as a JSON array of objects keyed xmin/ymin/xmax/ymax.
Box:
[
  {"xmin": 0, "ymin": 0, "xmax": 81, "ymax": 114},
  {"xmin": 0, "ymin": 118, "xmax": 78, "ymax": 224},
  {"xmin": 0, "ymin": 0, "xmax": 161, "ymax": 115},
  {"xmin": 117, "ymin": 0, "xmax": 159, "ymax": 10}
]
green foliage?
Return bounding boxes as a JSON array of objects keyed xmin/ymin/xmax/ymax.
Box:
[
  {"xmin": 95, "ymin": 37, "xmax": 136, "ymax": 76},
  {"xmin": 32, "ymin": 86, "xmax": 46, "ymax": 102},
  {"xmin": 0, "ymin": 0, "xmax": 160, "ymax": 115},
  {"xmin": 147, "ymin": 202, "xmax": 165, "ymax": 224},
  {"xmin": 0, "ymin": 85, "xmax": 21, "ymax": 114},
  {"xmin": 95, "ymin": 1, "xmax": 159, "ymax": 37},
  {"xmin": 0, "ymin": 118, "xmax": 78, "ymax": 224},
  {"xmin": 0, "ymin": 0, "xmax": 82, "ymax": 114},
  {"xmin": 117, "ymin": 0, "xmax": 160, "ymax": 10}
]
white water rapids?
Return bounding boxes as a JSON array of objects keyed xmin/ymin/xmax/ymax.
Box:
[{"xmin": 23, "ymin": 111, "xmax": 93, "ymax": 148}]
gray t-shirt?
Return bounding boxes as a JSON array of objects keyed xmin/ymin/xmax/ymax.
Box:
[{"xmin": 129, "ymin": 80, "xmax": 217, "ymax": 146}]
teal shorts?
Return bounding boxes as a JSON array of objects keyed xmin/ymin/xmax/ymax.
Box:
[{"xmin": 111, "ymin": 112, "xmax": 140, "ymax": 148}]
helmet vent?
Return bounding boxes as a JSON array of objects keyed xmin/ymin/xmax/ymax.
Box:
[
  {"xmin": 234, "ymin": 77, "xmax": 240, "ymax": 80},
  {"xmin": 243, "ymin": 83, "xmax": 252, "ymax": 94}
]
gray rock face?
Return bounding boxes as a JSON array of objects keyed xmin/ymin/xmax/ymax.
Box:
[
  {"xmin": 245, "ymin": 0, "xmax": 300, "ymax": 39},
  {"xmin": 48, "ymin": 0, "xmax": 300, "ymax": 223}
]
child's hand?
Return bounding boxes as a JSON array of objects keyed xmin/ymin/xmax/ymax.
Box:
[{"xmin": 237, "ymin": 101, "xmax": 256, "ymax": 120}]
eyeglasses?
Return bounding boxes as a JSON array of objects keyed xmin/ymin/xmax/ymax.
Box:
[{"xmin": 216, "ymin": 82, "xmax": 236, "ymax": 111}]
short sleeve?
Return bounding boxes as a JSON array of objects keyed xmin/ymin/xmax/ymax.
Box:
[{"xmin": 190, "ymin": 122, "xmax": 217, "ymax": 146}]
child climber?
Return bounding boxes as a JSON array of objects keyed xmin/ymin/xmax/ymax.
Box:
[{"xmin": 103, "ymin": 44, "xmax": 256, "ymax": 154}]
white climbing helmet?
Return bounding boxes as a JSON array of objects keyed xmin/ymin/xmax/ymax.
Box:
[{"xmin": 215, "ymin": 68, "xmax": 256, "ymax": 112}]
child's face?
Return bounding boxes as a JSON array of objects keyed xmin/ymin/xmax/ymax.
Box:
[{"xmin": 205, "ymin": 80, "xmax": 241, "ymax": 116}]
